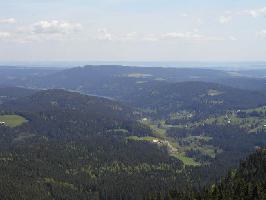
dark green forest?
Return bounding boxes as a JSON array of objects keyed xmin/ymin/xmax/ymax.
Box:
[
  {"xmin": 0, "ymin": 66, "xmax": 266, "ymax": 199},
  {"xmin": 146, "ymin": 149, "xmax": 266, "ymax": 200}
]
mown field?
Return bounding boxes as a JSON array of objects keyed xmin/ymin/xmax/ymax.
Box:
[
  {"xmin": 131, "ymin": 105, "xmax": 266, "ymax": 167},
  {"xmin": 0, "ymin": 115, "xmax": 27, "ymax": 128}
]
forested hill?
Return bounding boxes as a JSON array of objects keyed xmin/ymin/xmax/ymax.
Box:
[
  {"xmin": 0, "ymin": 88, "xmax": 185, "ymax": 199},
  {"xmin": 0, "ymin": 67, "xmax": 266, "ymax": 199},
  {"xmin": 0, "ymin": 66, "xmax": 61, "ymax": 86},
  {"xmin": 2, "ymin": 65, "xmax": 266, "ymax": 91},
  {"xmin": 2, "ymin": 83, "xmax": 266, "ymax": 118},
  {"xmin": 201, "ymin": 148, "xmax": 266, "ymax": 200},
  {"xmin": 147, "ymin": 148, "xmax": 266, "ymax": 199},
  {"xmin": 8, "ymin": 66, "xmax": 265, "ymax": 118},
  {"xmin": 25, "ymin": 65, "xmax": 230, "ymax": 87},
  {"xmin": 4, "ymin": 89, "xmax": 132, "ymax": 117},
  {"xmin": 11, "ymin": 66, "xmax": 266, "ymax": 118},
  {"xmin": 117, "ymin": 81, "xmax": 266, "ymax": 116},
  {"xmin": 15, "ymin": 65, "xmax": 266, "ymax": 91},
  {"xmin": 0, "ymin": 87, "xmax": 37, "ymax": 102},
  {"xmin": 1, "ymin": 89, "xmax": 150, "ymax": 138}
]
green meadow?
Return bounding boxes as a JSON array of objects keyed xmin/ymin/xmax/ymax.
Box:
[{"xmin": 0, "ymin": 115, "xmax": 28, "ymax": 128}]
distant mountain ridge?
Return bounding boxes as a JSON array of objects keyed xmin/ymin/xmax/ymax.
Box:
[
  {"xmin": 2, "ymin": 65, "xmax": 266, "ymax": 92},
  {"xmin": 2, "ymin": 66, "xmax": 266, "ymax": 119}
]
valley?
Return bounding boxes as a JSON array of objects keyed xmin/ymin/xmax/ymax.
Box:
[
  {"xmin": 0, "ymin": 65, "xmax": 265, "ymax": 199},
  {"xmin": 1, "ymin": 0, "xmax": 266, "ymax": 198}
]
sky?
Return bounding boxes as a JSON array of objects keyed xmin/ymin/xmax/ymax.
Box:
[{"xmin": 0, "ymin": 0, "xmax": 266, "ymax": 62}]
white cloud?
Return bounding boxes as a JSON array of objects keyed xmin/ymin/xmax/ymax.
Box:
[
  {"xmin": 0, "ymin": 20, "xmax": 83, "ymax": 43},
  {"xmin": 162, "ymin": 32, "xmax": 193, "ymax": 39},
  {"xmin": 219, "ymin": 16, "xmax": 232, "ymax": 24},
  {"xmin": 32, "ymin": 20, "xmax": 82, "ymax": 34},
  {"xmin": 95, "ymin": 30, "xmax": 225, "ymax": 43},
  {"xmin": 161, "ymin": 31, "xmax": 223, "ymax": 41},
  {"xmin": 258, "ymin": 30, "xmax": 266, "ymax": 38},
  {"xmin": 180, "ymin": 13, "xmax": 189, "ymax": 17},
  {"xmin": 97, "ymin": 28, "xmax": 113, "ymax": 41},
  {"xmin": 222, "ymin": 7, "xmax": 266, "ymax": 23},
  {"xmin": 229, "ymin": 36, "xmax": 237, "ymax": 41},
  {"xmin": 96, "ymin": 28, "xmax": 137, "ymax": 42},
  {"xmin": 239, "ymin": 7, "xmax": 266, "ymax": 18},
  {"xmin": 143, "ymin": 34, "xmax": 159, "ymax": 42},
  {"xmin": 0, "ymin": 18, "xmax": 16, "ymax": 24},
  {"xmin": 248, "ymin": 10, "xmax": 260, "ymax": 18},
  {"xmin": 0, "ymin": 31, "xmax": 11, "ymax": 40},
  {"xmin": 121, "ymin": 32, "xmax": 137, "ymax": 41},
  {"xmin": 196, "ymin": 18, "xmax": 203, "ymax": 26}
]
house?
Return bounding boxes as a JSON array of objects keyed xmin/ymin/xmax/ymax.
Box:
[
  {"xmin": 0, "ymin": 122, "xmax": 6, "ymax": 126},
  {"xmin": 152, "ymin": 139, "xmax": 159, "ymax": 143},
  {"xmin": 142, "ymin": 118, "xmax": 148, "ymax": 122}
]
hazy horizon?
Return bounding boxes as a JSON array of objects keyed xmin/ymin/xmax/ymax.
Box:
[{"xmin": 1, "ymin": 61, "xmax": 266, "ymax": 70}]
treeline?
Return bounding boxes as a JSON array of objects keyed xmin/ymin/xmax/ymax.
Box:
[
  {"xmin": 146, "ymin": 149, "xmax": 266, "ymax": 200},
  {"xmin": 0, "ymin": 126, "xmax": 184, "ymax": 200}
]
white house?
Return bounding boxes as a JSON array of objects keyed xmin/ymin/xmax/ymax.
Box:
[
  {"xmin": 142, "ymin": 118, "xmax": 148, "ymax": 122},
  {"xmin": 0, "ymin": 122, "xmax": 6, "ymax": 126},
  {"xmin": 152, "ymin": 139, "xmax": 159, "ymax": 143}
]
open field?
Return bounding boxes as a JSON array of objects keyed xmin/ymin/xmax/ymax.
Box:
[
  {"xmin": 202, "ymin": 106, "xmax": 266, "ymax": 133},
  {"xmin": 140, "ymin": 119, "xmax": 205, "ymax": 166},
  {"xmin": 0, "ymin": 115, "xmax": 27, "ymax": 128},
  {"xmin": 171, "ymin": 152, "xmax": 200, "ymax": 167}
]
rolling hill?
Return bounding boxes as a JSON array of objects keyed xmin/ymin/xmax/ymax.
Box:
[
  {"xmin": 156, "ymin": 148, "xmax": 266, "ymax": 200},
  {"xmin": 6, "ymin": 66, "xmax": 264, "ymax": 120},
  {"xmin": 1, "ymin": 89, "xmax": 151, "ymax": 138},
  {"xmin": 20, "ymin": 65, "xmax": 266, "ymax": 92},
  {"xmin": 0, "ymin": 88, "xmax": 186, "ymax": 199},
  {"xmin": 0, "ymin": 66, "xmax": 266, "ymax": 199},
  {"xmin": 116, "ymin": 81, "xmax": 266, "ymax": 118}
]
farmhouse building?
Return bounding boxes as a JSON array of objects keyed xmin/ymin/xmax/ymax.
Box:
[{"xmin": 0, "ymin": 122, "xmax": 6, "ymax": 126}]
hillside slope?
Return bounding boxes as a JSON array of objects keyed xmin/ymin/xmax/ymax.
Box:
[
  {"xmin": 116, "ymin": 81, "xmax": 266, "ymax": 118},
  {"xmin": 0, "ymin": 88, "xmax": 185, "ymax": 199},
  {"xmin": 1, "ymin": 89, "xmax": 150, "ymax": 138},
  {"xmin": 155, "ymin": 149, "xmax": 266, "ymax": 200}
]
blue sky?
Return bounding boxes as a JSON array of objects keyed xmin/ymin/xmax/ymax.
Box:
[{"xmin": 0, "ymin": 0, "xmax": 266, "ymax": 62}]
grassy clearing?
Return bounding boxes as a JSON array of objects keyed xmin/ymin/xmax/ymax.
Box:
[
  {"xmin": 128, "ymin": 134, "xmax": 201, "ymax": 166},
  {"xmin": 149, "ymin": 124, "xmax": 167, "ymax": 138},
  {"xmin": 140, "ymin": 119, "xmax": 204, "ymax": 166},
  {"xmin": 141, "ymin": 119, "xmax": 167, "ymax": 138},
  {"xmin": 107, "ymin": 129, "xmax": 129, "ymax": 134},
  {"xmin": 138, "ymin": 105, "xmax": 266, "ymax": 167},
  {"xmin": 0, "ymin": 115, "xmax": 27, "ymax": 128},
  {"xmin": 184, "ymin": 135, "xmax": 212, "ymax": 142},
  {"xmin": 127, "ymin": 136, "xmax": 158, "ymax": 142},
  {"xmin": 208, "ymin": 89, "xmax": 223, "ymax": 96},
  {"xmin": 180, "ymin": 135, "xmax": 220, "ymax": 160},
  {"xmin": 171, "ymin": 152, "xmax": 200, "ymax": 167},
  {"xmin": 127, "ymin": 73, "xmax": 152, "ymax": 78},
  {"xmin": 203, "ymin": 108, "xmax": 266, "ymax": 133}
]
